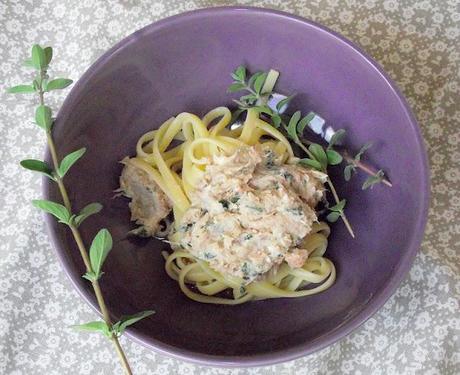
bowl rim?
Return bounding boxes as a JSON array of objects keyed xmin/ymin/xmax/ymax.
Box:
[{"xmin": 43, "ymin": 5, "xmax": 430, "ymax": 367}]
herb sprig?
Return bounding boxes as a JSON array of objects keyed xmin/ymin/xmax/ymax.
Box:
[
  {"xmin": 229, "ymin": 65, "xmax": 393, "ymax": 237},
  {"xmin": 9, "ymin": 45, "xmax": 154, "ymax": 375}
]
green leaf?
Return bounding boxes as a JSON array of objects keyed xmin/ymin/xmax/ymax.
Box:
[
  {"xmin": 113, "ymin": 310, "xmax": 155, "ymax": 336},
  {"xmin": 297, "ymin": 112, "xmax": 316, "ymax": 135},
  {"xmin": 326, "ymin": 150, "xmax": 343, "ymax": 165},
  {"xmin": 355, "ymin": 142, "xmax": 373, "ymax": 161},
  {"xmin": 286, "ymin": 111, "xmax": 301, "ymax": 140},
  {"xmin": 73, "ymin": 202, "xmax": 103, "ymax": 227},
  {"xmin": 248, "ymin": 72, "xmax": 264, "ymax": 88},
  {"xmin": 308, "ymin": 143, "xmax": 328, "ymax": 171},
  {"xmin": 82, "ymin": 271, "xmax": 97, "ymax": 282},
  {"xmin": 344, "ymin": 164, "xmax": 355, "ymax": 181},
  {"xmin": 253, "ymin": 105, "xmax": 273, "ymax": 116},
  {"xmin": 362, "ymin": 170, "xmax": 385, "ymax": 190},
  {"xmin": 45, "ymin": 78, "xmax": 73, "ymax": 91},
  {"xmin": 35, "ymin": 105, "xmax": 53, "ymax": 131},
  {"xmin": 329, "ymin": 129, "xmax": 346, "ymax": 149},
  {"xmin": 89, "ymin": 229, "xmax": 113, "ymax": 279},
  {"xmin": 31, "ymin": 44, "xmax": 46, "ymax": 70},
  {"xmin": 20, "ymin": 159, "xmax": 55, "ymax": 180},
  {"xmin": 7, "ymin": 85, "xmax": 35, "ymax": 94},
  {"xmin": 276, "ymin": 95, "xmax": 295, "ymax": 112},
  {"xmin": 72, "ymin": 321, "xmax": 111, "ymax": 338},
  {"xmin": 298, "ymin": 158, "xmax": 323, "ymax": 171},
  {"xmin": 326, "ymin": 211, "xmax": 340, "ymax": 223},
  {"xmin": 231, "ymin": 65, "xmax": 246, "ymax": 82},
  {"xmin": 329, "ymin": 199, "xmax": 347, "ymax": 212},
  {"xmin": 44, "ymin": 46, "xmax": 53, "ymax": 65},
  {"xmin": 271, "ymin": 113, "xmax": 281, "ymax": 128},
  {"xmin": 240, "ymin": 93, "xmax": 257, "ymax": 104},
  {"xmin": 227, "ymin": 82, "xmax": 246, "ymax": 93},
  {"xmin": 32, "ymin": 199, "xmax": 71, "ymax": 224},
  {"xmin": 58, "ymin": 147, "xmax": 86, "ymax": 178},
  {"xmin": 253, "ymin": 72, "xmax": 268, "ymax": 94}
]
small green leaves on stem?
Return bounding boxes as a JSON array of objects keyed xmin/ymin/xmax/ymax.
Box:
[
  {"xmin": 308, "ymin": 143, "xmax": 328, "ymax": 171},
  {"xmin": 32, "ymin": 44, "xmax": 47, "ymax": 70},
  {"xmin": 298, "ymin": 158, "xmax": 322, "ymax": 171},
  {"xmin": 73, "ymin": 203, "xmax": 103, "ymax": 227},
  {"xmin": 253, "ymin": 72, "xmax": 268, "ymax": 94},
  {"xmin": 355, "ymin": 142, "xmax": 372, "ymax": 162},
  {"xmin": 231, "ymin": 65, "xmax": 246, "ymax": 82},
  {"xmin": 112, "ymin": 311, "xmax": 155, "ymax": 337},
  {"xmin": 72, "ymin": 321, "xmax": 112, "ymax": 338},
  {"xmin": 326, "ymin": 199, "xmax": 347, "ymax": 223},
  {"xmin": 44, "ymin": 47, "xmax": 53, "ymax": 66},
  {"xmin": 344, "ymin": 164, "xmax": 356, "ymax": 181},
  {"xmin": 286, "ymin": 110, "xmax": 301, "ymax": 141},
  {"xmin": 325, "ymin": 149, "xmax": 343, "ymax": 165},
  {"xmin": 7, "ymin": 85, "xmax": 35, "ymax": 94},
  {"xmin": 362, "ymin": 170, "xmax": 385, "ymax": 190},
  {"xmin": 276, "ymin": 94, "xmax": 295, "ymax": 113},
  {"xmin": 45, "ymin": 78, "xmax": 73, "ymax": 91},
  {"xmin": 228, "ymin": 82, "xmax": 246, "ymax": 93},
  {"xmin": 35, "ymin": 105, "xmax": 53, "ymax": 131},
  {"xmin": 328, "ymin": 129, "xmax": 346, "ymax": 149},
  {"xmin": 32, "ymin": 199, "xmax": 71, "ymax": 224},
  {"xmin": 83, "ymin": 229, "xmax": 113, "ymax": 282},
  {"xmin": 20, "ymin": 159, "xmax": 55, "ymax": 181},
  {"xmin": 58, "ymin": 148, "xmax": 86, "ymax": 178},
  {"xmin": 297, "ymin": 112, "xmax": 315, "ymax": 135}
]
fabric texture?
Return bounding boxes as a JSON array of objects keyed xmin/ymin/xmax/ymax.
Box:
[{"xmin": 0, "ymin": 0, "xmax": 459, "ymax": 374}]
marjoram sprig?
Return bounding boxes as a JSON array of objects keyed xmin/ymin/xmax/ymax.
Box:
[{"xmin": 8, "ymin": 44, "xmax": 154, "ymax": 375}]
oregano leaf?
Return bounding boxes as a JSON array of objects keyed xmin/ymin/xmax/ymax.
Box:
[
  {"xmin": 20, "ymin": 159, "xmax": 55, "ymax": 180},
  {"xmin": 297, "ymin": 112, "xmax": 316, "ymax": 135},
  {"xmin": 114, "ymin": 310, "xmax": 155, "ymax": 336},
  {"xmin": 329, "ymin": 129, "xmax": 346, "ymax": 148},
  {"xmin": 72, "ymin": 321, "xmax": 111, "ymax": 338},
  {"xmin": 276, "ymin": 94, "xmax": 295, "ymax": 113},
  {"xmin": 326, "ymin": 150, "xmax": 343, "ymax": 165},
  {"xmin": 45, "ymin": 78, "xmax": 73, "ymax": 91},
  {"xmin": 326, "ymin": 211, "xmax": 340, "ymax": 223},
  {"xmin": 329, "ymin": 199, "xmax": 347, "ymax": 212},
  {"xmin": 31, "ymin": 44, "xmax": 46, "ymax": 70},
  {"xmin": 308, "ymin": 143, "xmax": 328, "ymax": 171},
  {"xmin": 35, "ymin": 105, "xmax": 53, "ymax": 131},
  {"xmin": 271, "ymin": 113, "xmax": 281, "ymax": 128},
  {"xmin": 7, "ymin": 85, "xmax": 36, "ymax": 94},
  {"xmin": 344, "ymin": 164, "xmax": 355, "ymax": 181},
  {"xmin": 58, "ymin": 147, "xmax": 86, "ymax": 178},
  {"xmin": 73, "ymin": 202, "xmax": 103, "ymax": 227},
  {"xmin": 298, "ymin": 158, "xmax": 323, "ymax": 171},
  {"xmin": 44, "ymin": 46, "xmax": 53, "ymax": 66},
  {"xmin": 231, "ymin": 65, "xmax": 246, "ymax": 82},
  {"xmin": 253, "ymin": 72, "xmax": 268, "ymax": 94},
  {"xmin": 355, "ymin": 142, "xmax": 373, "ymax": 161},
  {"xmin": 248, "ymin": 72, "xmax": 264, "ymax": 89},
  {"xmin": 362, "ymin": 170, "xmax": 385, "ymax": 190},
  {"xmin": 227, "ymin": 82, "xmax": 246, "ymax": 93},
  {"xmin": 89, "ymin": 229, "xmax": 113, "ymax": 280},
  {"xmin": 32, "ymin": 199, "xmax": 71, "ymax": 224},
  {"xmin": 287, "ymin": 111, "xmax": 301, "ymax": 140}
]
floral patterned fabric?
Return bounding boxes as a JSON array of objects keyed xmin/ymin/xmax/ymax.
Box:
[{"xmin": 0, "ymin": 1, "xmax": 459, "ymax": 374}]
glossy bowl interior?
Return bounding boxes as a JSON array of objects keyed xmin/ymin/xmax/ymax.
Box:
[{"xmin": 45, "ymin": 6, "xmax": 429, "ymax": 367}]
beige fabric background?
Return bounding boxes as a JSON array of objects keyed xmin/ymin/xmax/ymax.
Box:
[{"xmin": 0, "ymin": 0, "xmax": 459, "ymax": 374}]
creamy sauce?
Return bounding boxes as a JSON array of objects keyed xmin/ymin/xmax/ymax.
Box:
[
  {"xmin": 120, "ymin": 158, "xmax": 172, "ymax": 236},
  {"xmin": 174, "ymin": 146, "xmax": 326, "ymax": 283}
]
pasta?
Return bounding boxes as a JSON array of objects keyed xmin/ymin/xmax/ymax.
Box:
[{"xmin": 126, "ymin": 106, "xmax": 336, "ymax": 304}]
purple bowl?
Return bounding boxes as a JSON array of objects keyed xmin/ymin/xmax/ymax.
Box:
[{"xmin": 44, "ymin": 6, "xmax": 429, "ymax": 367}]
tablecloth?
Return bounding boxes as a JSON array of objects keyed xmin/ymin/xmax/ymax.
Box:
[{"xmin": 1, "ymin": 0, "xmax": 459, "ymax": 374}]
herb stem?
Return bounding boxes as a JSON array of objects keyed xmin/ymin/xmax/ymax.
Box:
[
  {"xmin": 343, "ymin": 151, "xmax": 392, "ymax": 187},
  {"xmin": 326, "ymin": 177, "xmax": 355, "ymax": 238},
  {"xmin": 39, "ymin": 69, "xmax": 133, "ymax": 375}
]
